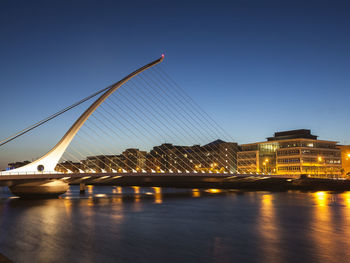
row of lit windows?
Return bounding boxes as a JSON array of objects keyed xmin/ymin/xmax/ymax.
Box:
[
  {"xmin": 237, "ymin": 161, "xmax": 257, "ymax": 166},
  {"xmin": 237, "ymin": 153, "xmax": 257, "ymax": 159},
  {"xmin": 301, "ymin": 150, "xmax": 340, "ymax": 157},
  {"xmin": 277, "ymin": 158, "xmax": 300, "ymax": 164},
  {"xmin": 277, "ymin": 166, "xmax": 301, "ymax": 171},
  {"xmin": 301, "ymin": 158, "xmax": 341, "ymax": 164},
  {"xmin": 277, "ymin": 149, "xmax": 341, "ymax": 157},
  {"xmin": 277, "ymin": 149, "xmax": 300, "ymax": 156},
  {"xmin": 279, "ymin": 142, "xmax": 337, "ymax": 149},
  {"xmin": 302, "ymin": 166, "xmax": 341, "ymax": 172}
]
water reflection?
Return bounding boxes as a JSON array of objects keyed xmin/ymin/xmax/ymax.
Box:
[
  {"xmin": 192, "ymin": 189, "xmax": 201, "ymax": 198},
  {"xmin": 342, "ymin": 192, "xmax": 350, "ymax": 208},
  {"xmin": 153, "ymin": 187, "xmax": 162, "ymax": 204},
  {"xmin": 258, "ymin": 194, "xmax": 281, "ymax": 263},
  {"xmin": 314, "ymin": 191, "xmax": 328, "ymax": 207},
  {"xmin": 87, "ymin": 185, "xmax": 93, "ymax": 194},
  {"xmin": 3, "ymin": 187, "xmax": 350, "ymax": 263},
  {"xmin": 311, "ymin": 191, "xmax": 334, "ymax": 262},
  {"xmin": 62, "ymin": 198, "xmax": 73, "ymax": 217},
  {"xmin": 341, "ymin": 192, "xmax": 350, "ymax": 254}
]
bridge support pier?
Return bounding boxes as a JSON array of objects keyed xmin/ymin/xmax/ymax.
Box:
[{"xmin": 80, "ymin": 182, "xmax": 86, "ymax": 194}]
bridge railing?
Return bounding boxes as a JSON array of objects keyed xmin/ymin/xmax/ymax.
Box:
[{"xmin": 0, "ymin": 170, "xmax": 299, "ymax": 179}]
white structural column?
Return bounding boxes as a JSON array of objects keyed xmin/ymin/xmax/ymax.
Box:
[{"xmin": 3, "ymin": 55, "xmax": 164, "ymax": 174}]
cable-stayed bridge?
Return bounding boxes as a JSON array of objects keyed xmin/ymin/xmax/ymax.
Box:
[{"xmin": 0, "ymin": 55, "xmax": 293, "ymax": 197}]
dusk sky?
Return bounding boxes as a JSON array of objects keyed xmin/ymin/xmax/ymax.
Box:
[{"xmin": 1, "ymin": 0, "xmax": 350, "ymax": 166}]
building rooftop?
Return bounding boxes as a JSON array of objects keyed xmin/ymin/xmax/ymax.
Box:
[{"xmin": 267, "ymin": 129, "xmax": 318, "ymax": 141}]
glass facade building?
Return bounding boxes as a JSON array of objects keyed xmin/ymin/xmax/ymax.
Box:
[{"xmin": 237, "ymin": 129, "xmax": 342, "ymax": 178}]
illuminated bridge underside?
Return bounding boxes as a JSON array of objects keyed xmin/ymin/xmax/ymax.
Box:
[{"xmin": 1, "ymin": 56, "xmax": 164, "ymax": 175}]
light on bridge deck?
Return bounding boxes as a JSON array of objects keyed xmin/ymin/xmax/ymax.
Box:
[{"xmin": 60, "ymin": 177, "xmax": 70, "ymax": 180}]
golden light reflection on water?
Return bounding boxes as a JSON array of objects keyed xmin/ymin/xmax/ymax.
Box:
[
  {"xmin": 258, "ymin": 194, "xmax": 281, "ymax": 263},
  {"xmin": 87, "ymin": 196, "xmax": 95, "ymax": 207},
  {"xmin": 62, "ymin": 198, "xmax": 73, "ymax": 217},
  {"xmin": 87, "ymin": 185, "xmax": 93, "ymax": 194},
  {"xmin": 192, "ymin": 189, "xmax": 201, "ymax": 198},
  {"xmin": 314, "ymin": 191, "xmax": 328, "ymax": 207},
  {"xmin": 341, "ymin": 192, "xmax": 350, "ymax": 252},
  {"xmin": 111, "ymin": 196, "xmax": 123, "ymax": 204},
  {"xmin": 20, "ymin": 200, "xmax": 68, "ymax": 261},
  {"xmin": 153, "ymin": 187, "xmax": 162, "ymax": 204},
  {"xmin": 311, "ymin": 191, "xmax": 335, "ymax": 262},
  {"xmin": 132, "ymin": 186, "xmax": 141, "ymax": 203},
  {"xmin": 342, "ymin": 192, "xmax": 350, "ymax": 208},
  {"xmin": 112, "ymin": 186, "xmax": 122, "ymax": 195},
  {"xmin": 132, "ymin": 186, "xmax": 140, "ymax": 195}
]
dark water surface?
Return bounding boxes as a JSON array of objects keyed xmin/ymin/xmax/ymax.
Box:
[{"xmin": 1, "ymin": 186, "xmax": 350, "ymax": 263}]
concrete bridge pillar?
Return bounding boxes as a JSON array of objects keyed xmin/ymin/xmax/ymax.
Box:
[{"xmin": 80, "ymin": 182, "xmax": 86, "ymax": 194}]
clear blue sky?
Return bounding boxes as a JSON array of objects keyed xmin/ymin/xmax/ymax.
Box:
[{"xmin": 0, "ymin": 0, "xmax": 350, "ymax": 166}]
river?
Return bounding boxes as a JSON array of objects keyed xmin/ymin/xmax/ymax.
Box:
[{"xmin": 1, "ymin": 186, "xmax": 350, "ymax": 263}]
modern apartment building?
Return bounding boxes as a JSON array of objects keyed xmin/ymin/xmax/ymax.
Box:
[
  {"xmin": 148, "ymin": 140, "xmax": 238, "ymax": 173},
  {"xmin": 237, "ymin": 129, "xmax": 342, "ymax": 178}
]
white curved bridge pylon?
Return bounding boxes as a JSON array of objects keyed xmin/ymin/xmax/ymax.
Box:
[{"xmin": 2, "ymin": 55, "xmax": 164, "ymax": 175}]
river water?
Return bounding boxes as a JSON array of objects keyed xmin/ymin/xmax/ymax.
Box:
[{"xmin": 1, "ymin": 186, "xmax": 350, "ymax": 263}]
